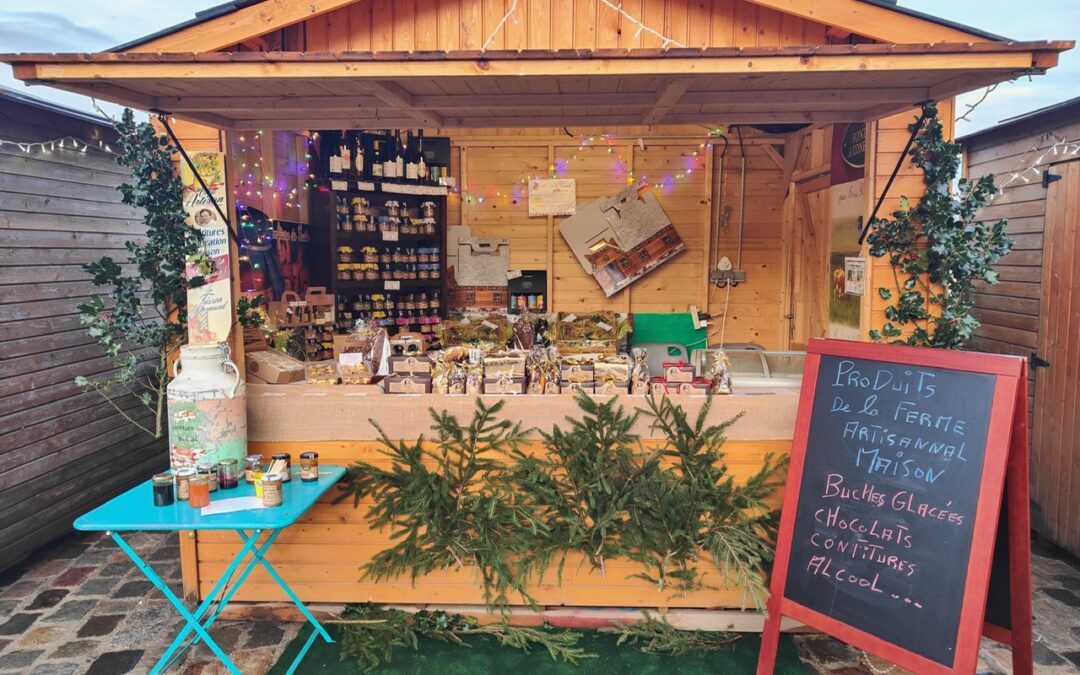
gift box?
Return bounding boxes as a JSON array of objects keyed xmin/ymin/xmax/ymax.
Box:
[
  {"xmin": 594, "ymin": 379, "xmax": 630, "ymax": 395},
  {"xmin": 385, "ymin": 375, "xmax": 433, "ymax": 394},
  {"xmin": 662, "ymin": 361, "xmax": 696, "ymax": 383},
  {"xmin": 389, "ymin": 354, "xmax": 434, "ymax": 375},
  {"xmin": 649, "ymin": 377, "xmax": 669, "ymax": 396},
  {"xmin": 560, "ymin": 361, "xmax": 595, "ymax": 383},
  {"xmin": 594, "ymin": 355, "xmax": 631, "ymax": 382},
  {"xmin": 561, "ymin": 380, "xmax": 595, "ymax": 394},
  {"xmin": 483, "ymin": 352, "xmax": 528, "ymax": 378},
  {"xmin": 246, "ymin": 350, "xmax": 306, "ymax": 384},
  {"xmin": 304, "ymin": 361, "xmax": 339, "ymax": 385},
  {"xmin": 483, "ymin": 375, "xmax": 528, "ymax": 395},
  {"xmin": 674, "ymin": 378, "xmax": 712, "ymax": 396}
]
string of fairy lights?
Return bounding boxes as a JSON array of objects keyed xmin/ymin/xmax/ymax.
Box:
[
  {"xmin": 481, "ymin": 0, "xmax": 686, "ymax": 51},
  {"xmin": 232, "ymin": 129, "xmax": 318, "ymax": 209},
  {"xmin": 991, "ymin": 131, "xmax": 1080, "ymax": 197},
  {"xmin": 0, "ymin": 135, "xmax": 119, "ymax": 155}
]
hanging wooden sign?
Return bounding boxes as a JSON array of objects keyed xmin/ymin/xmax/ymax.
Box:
[{"xmin": 757, "ymin": 339, "xmax": 1032, "ymax": 675}]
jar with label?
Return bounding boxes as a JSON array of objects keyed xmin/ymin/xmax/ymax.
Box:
[
  {"xmin": 244, "ymin": 455, "xmax": 263, "ymax": 484},
  {"xmin": 420, "ymin": 201, "xmax": 436, "ymax": 219},
  {"xmin": 218, "ymin": 459, "xmax": 240, "ymax": 490},
  {"xmin": 196, "ymin": 462, "xmax": 219, "ymax": 492},
  {"xmin": 300, "ymin": 452, "xmax": 320, "ymax": 482},
  {"xmin": 188, "ymin": 475, "xmax": 210, "ymax": 508},
  {"xmin": 271, "ymin": 453, "xmax": 292, "ymax": 482},
  {"xmin": 175, "ymin": 467, "xmax": 196, "ymax": 500},
  {"xmin": 152, "ymin": 473, "xmax": 175, "ymax": 506},
  {"xmin": 261, "ymin": 473, "xmax": 284, "ymax": 507}
]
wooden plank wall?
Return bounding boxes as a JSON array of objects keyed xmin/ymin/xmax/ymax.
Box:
[
  {"xmin": 298, "ymin": 0, "xmax": 831, "ymax": 52},
  {"xmin": 963, "ymin": 112, "xmax": 1080, "ymax": 547},
  {"xmin": 0, "ymin": 98, "xmax": 167, "ymax": 572},
  {"xmin": 446, "ymin": 125, "xmax": 785, "ymax": 346}
]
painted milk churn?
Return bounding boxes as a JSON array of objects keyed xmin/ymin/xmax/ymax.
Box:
[{"xmin": 167, "ymin": 342, "xmax": 247, "ymax": 469}]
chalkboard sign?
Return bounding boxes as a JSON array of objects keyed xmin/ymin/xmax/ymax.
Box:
[{"xmin": 758, "ymin": 340, "xmax": 1032, "ymax": 675}]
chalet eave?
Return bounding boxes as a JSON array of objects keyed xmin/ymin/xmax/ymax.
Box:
[{"xmin": 3, "ymin": 42, "xmax": 1070, "ymax": 130}]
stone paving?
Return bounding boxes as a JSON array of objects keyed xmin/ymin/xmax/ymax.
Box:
[
  {"xmin": 0, "ymin": 531, "xmax": 298, "ymax": 674},
  {"xmin": 1, "ymin": 531, "xmax": 1079, "ymax": 673}
]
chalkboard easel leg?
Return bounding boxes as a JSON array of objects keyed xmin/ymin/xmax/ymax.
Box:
[
  {"xmin": 1006, "ymin": 369, "xmax": 1034, "ymax": 675},
  {"xmin": 756, "ymin": 603, "xmax": 783, "ymax": 674}
]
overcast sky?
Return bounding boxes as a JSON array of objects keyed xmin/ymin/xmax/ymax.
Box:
[{"xmin": 0, "ymin": 0, "xmax": 1076, "ymax": 135}]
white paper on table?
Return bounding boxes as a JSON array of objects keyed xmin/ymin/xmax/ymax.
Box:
[{"xmin": 200, "ymin": 496, "xmax": 264, "ymax": 515}]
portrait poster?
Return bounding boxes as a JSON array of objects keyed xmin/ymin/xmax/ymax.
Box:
[{"xmin": 181, "ymin": 152, "xmax": 232, "ymax": 345}]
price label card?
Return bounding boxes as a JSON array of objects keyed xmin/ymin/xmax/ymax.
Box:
[
  {"xmin": 330, "ymin": 180, "xmax": 348, "ymax": 191},
  {"xmin": 506, "ymin": 269, "xmax": 523, "ymax": 280},
  {"xmin": 384, "ymin": 280, "xmax": 401, "ymax": 291},
  {"xmin": 382, "ymin": 230, "xmax": 400, "ymax": 242}
]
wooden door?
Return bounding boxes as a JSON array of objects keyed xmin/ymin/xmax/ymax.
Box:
[{"xmin": 1032, "ymin": 159, "xmax": 1080, "ymax": 554}]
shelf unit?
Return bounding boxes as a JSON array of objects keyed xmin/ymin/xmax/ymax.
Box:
[{"xmin": 325, "ymin": 181, "xmax": 449, "ymax": 337}]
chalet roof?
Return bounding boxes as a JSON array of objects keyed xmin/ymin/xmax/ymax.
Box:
[
  {"xmin": 959, "ymin": 96, "xmax": 1080, "ymax": 145},
  {"xmin": 4, "ymin": 41, "xmax": 1068, "ymax": 130},
  {"xmin": 108, "ymin": 0, "xmax": 1004, "ymax": 54},
  {"xmin": 0, "ymin": 87, "xmax": 112, "ymax": 128}
]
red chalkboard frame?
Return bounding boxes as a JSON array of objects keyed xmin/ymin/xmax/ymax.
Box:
[{"xmin": 757, "ymin": 339, "xmax": 1032, "ymax": 675}]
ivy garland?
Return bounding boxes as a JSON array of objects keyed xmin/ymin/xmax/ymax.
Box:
[
  {"xmin": 867, "ymin": 102, "xmax": 1013, "ymax": 348},
  {"xmin": 337, "ymin": 393, "xmax": 784, "ymax": 611}
]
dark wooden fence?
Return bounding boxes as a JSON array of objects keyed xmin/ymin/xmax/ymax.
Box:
[{"xmin": 0, "ymin": 91, "xmax": 167, "ymax": 572}]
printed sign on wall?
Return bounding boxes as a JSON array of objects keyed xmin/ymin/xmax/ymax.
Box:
[
  {"xmin": 181, "ymin": 152, "xmax": 233, "ymax": 345},
  {"xmin": 528, "ymin": 178, "xmax": 577, "ymax": 216}
]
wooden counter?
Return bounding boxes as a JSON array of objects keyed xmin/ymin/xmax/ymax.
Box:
[{"xmin": 183, "ymin": 386, "xmax": 799, "ymax": 610}]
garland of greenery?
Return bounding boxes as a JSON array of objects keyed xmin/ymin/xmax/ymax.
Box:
[
  {"xmin": 337, "ymin": 393, "xmax": 784, "ymax": 610},
  {"xmin": 867, "ymin": 102, "xmax": 1013, "ymax": 348},
  {"xmin": 332, "ymin": 604, "xmax": 745, "ymax": 671},
  {"xmin": 333, "ymin": 604, "xmax": 594, "ymax": 672}
]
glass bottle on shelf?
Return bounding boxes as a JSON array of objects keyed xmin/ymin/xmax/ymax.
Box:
[
  {"xmin": 358, "ymin": 131, "xmax": 371, "ymax": 181},
  {"xmin": 405, "ymin": 131, "xmax": 418, "ymax": 183},
  {"xmin": 382, "ymin": 130, "xmax": 396, "ymax": 179},
  {"xmin": 371, "ymin": 137, "xmax": 383, "ymax": 179},
  {"xmin": 394, "ymin": 130, "xmax": 405, "ymax": 181},
  {"xmin": 340, "ymin": 131, "xmax": 352, "ymax": 181},
  {"xmin": 417, "ymin": 130, "xmax": 427, "ymax": 185},
  {"xmin": 329, "ymin": 130, "xmax": 345, "ymax": 178}
]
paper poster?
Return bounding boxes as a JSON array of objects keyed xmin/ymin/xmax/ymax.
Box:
[
  {"xmin": 528, "ymin": 178, "xmax": 577, "ymax": 216},
  {"xmin": 844, "ymin": 257, "xmax": 866, "ymax": 296},
  {"xmin": 828, "ymin": 179, "xmax": 864, "ymax": 340},
  {"xmin": 181, "ymin": 152, "xmax": 233, "ymax": 345}
]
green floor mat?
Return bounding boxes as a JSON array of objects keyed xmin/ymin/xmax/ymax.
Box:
[{"xmin": 271, "ymin": 624, "xmax": 808, "ymax": 674}]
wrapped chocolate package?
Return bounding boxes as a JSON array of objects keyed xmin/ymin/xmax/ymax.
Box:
[
  {"xmin": 483, "ymin": 352, "xmax": 528, "ymax": 378},
  {"xmin": 526, "ymin": 347, "xmax": 561, "ymax": 394},
  {"xmin": 706, "ymin": 350, "xmax": 733, "ymax": 394},
  {"xmin": 630, "ymin": 347, "xmax": 650, "ymax": 395}
]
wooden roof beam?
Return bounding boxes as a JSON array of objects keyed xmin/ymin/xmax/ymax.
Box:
[
  {"xmin": 128, "ymin": 0, "xmax": 360, "ymax": 53},
  {"xmin": 364, "ymin": 81, "xmax": 445, "ymax": 127},
  {"xmin": 740, "ymin": 0, "xmax": 992, "ymax": 44},
  {"xmin": 642, "ymin": 78, "xmax": 694, "ymax": 125},
  {"xmin": 12, "ymin": 52, "xmax": 1038, "ymax": 80}
]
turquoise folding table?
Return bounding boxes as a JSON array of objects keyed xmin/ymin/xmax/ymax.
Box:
[{"xmin": 74, "ymin": 465, "xmax": 346, "ymax": 675}]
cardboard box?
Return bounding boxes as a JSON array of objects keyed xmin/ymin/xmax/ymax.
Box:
[
  {"xmin": 594, "ymin": 380, "xmax": 630, "ymax": 395},
  {"xmin": 662, "ymin": 362, "xmax": 696, "ymax": 383},
  {"xmin": 483, "ymin": 353, "xmax": 527, "ymax": 378},
  {"xmin": 389, "ymin": 355, "xmax": 434, "ymax": 375},
  {"xmin": 385, "ymin": 375, "xmax": 433, "ymax": 394},
  {"xmin": 245, "ymin": 350, "xmax": 306, "ymax": 384},
  {"xmin": 561, "ymin": 380, "xmax": 594, "ymax": 394},
  {"xmin": 483, "ymin": 376, "xmax": 528, "ymax": 395},
  {"xmin": 673, "ymin": 379, "xmax": 712, "ymax": 396},
  {"xmin": 560, "ymin": 362, "xmax": 595, "ymax": 383}
]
